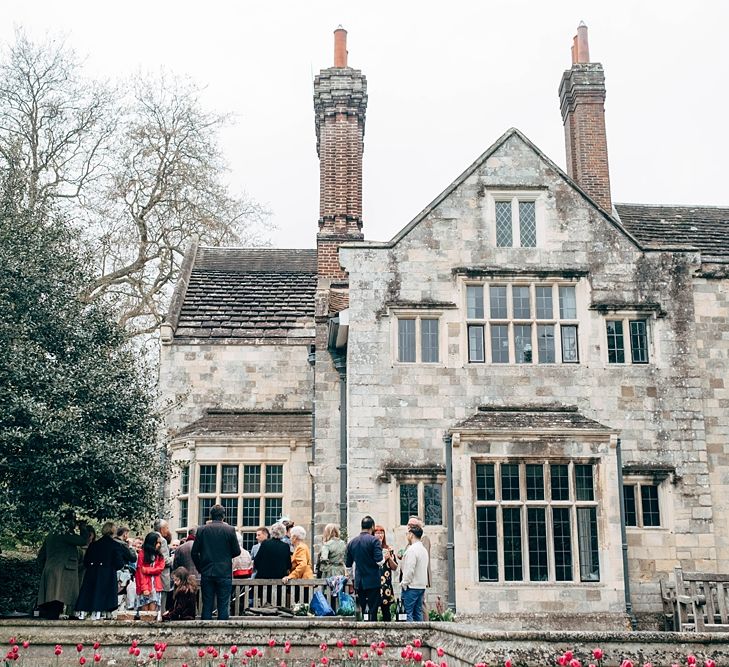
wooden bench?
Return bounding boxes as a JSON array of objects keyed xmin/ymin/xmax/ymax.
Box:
[
  {"xmin": 662, "ymin": 567, "xmax": 729, "ymax": 632},
  {"xmin": 196, "ymin": 578, "xmax": 346, "ymax": 617}
]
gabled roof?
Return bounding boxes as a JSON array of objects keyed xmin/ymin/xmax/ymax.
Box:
[
  {"xmin": 453, "ymin": 405, "xmax": 612, "ymax": 433},
  {"xmin": 615, "ymin": 204, "xmax": 729, "ymax": 258},
  {"xmin": 177, "ymin": 409, "xmax": 312, "ymax": 440},
  {"xmin": 171, "ymin": 247, "xmax": 317, "ymax": 340},
  {"xmin": 341, "ymin": 127, "xmax": 641, "ymax": 250}
]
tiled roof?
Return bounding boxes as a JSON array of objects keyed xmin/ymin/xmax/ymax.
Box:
[
  {"xmin": 453, "ymin": 405, "xmax": 611, "ymax": 432},
  {"xmin": 615, "ymin": 204, "xmax": 729, "ymax": 257},
  {"xmin": 177, "ymin": 409, "xmax": 312, "ymax": 440},
  {"xmin": 174, "ymin": 247, "xmax": 317, "ymax": 339}
]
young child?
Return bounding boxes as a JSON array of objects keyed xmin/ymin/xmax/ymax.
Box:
[
  {"xmin": 162, "ymin": 566, "xmax": 198, "ymax": 621},
  {"xmin": 134, "ymin": 532, "xmax": 165, "ymax": 618}
]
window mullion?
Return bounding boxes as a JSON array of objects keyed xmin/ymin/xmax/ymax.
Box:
[{"xmin": 511, "ymin": 197, "xmax": 520, "ymax": 248}]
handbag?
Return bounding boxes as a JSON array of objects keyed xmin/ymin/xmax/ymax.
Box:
[
  {"xmin": 310, "ymin": 590, "xmax": 335, "ymax": 617},
  {"xmin": 336, "ymin": 591, "xmax": 356, "ymax": 616}
]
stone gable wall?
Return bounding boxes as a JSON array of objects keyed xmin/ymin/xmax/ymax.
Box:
[{"xmin": 339, "ymin": 134, "xmax": 713, "ymax": 618}]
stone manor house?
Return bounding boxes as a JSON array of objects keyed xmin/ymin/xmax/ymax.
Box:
[{"xmin": 158, "ymin": 25, "xmax": 729, "ymax": 628}]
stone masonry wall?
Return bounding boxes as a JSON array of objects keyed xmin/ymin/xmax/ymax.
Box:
[
  {"xmin": 694, "ymin": 277, "xmax": 729, "ymax": 567},
  {"xmin": 339, "ymin": 132, "xmax": 712, "ymax": 618},
  {"xmin": 159, "ymin": 341, "xmax": 314, "ymax": 436}
]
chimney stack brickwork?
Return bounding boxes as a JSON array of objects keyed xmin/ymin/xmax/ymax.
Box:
[
  {"xmin": 559, "ymin": 25, "xmax": 612, "ymax": 214},
  {"xmin": 314, "ymin": 29, "xmax": 367, "ymax": 280}
]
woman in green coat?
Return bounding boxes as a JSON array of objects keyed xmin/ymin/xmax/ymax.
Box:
[
  {"xmin": 317, "ymin": 523, "xmax": 347, "ymax": 578},
  {"xmin": 37, "ymin": 518, "xmax": 91, "ymax": 619}
]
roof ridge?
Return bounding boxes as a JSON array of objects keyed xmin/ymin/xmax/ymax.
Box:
[{"xmin": 616, "ymin": 202, "xmax": 729, "ymax": 210}]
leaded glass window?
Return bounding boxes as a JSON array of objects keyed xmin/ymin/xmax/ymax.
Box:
[
  {"xmin": 398, "ymin": 319, "xmax": 416, "ymax": 363},
  {"xmin": 495, "ymin": 201, "xmax": 513, "ymax": 247},
  {"xmin": 519, "ymin": 201, "xmax": 537, "ymax": 247},
  {"xmin": 474, "ymin": 461, "xmax": 599, "ymax": 582}
]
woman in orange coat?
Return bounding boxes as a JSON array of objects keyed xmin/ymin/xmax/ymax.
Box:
[
  {"xmin": 282, "ymin": 526, "xmax": 313, "ymax": 582},
  {"xmin": 134, "ymin": 532, "xmax": 165, "ymax": 614}
]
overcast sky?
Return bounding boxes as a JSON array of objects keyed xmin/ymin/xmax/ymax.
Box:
[{"xmin": 3, "ymin": 1, "xmax": 728, "ymax": 248}]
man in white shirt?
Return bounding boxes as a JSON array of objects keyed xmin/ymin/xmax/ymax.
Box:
[{"xmin": 400, "ymin": 524, "xmax": 429, "ymax": 621}]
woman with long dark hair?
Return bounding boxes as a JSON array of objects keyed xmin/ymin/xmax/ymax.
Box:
[
  {"xmin": 374, "ymin": 525, "xmax": 398, "ymax": 621},
  {"xmin": 134, "ymin": 532, "xmax": 165, "ymax": 616},
  {"xmin": 162, "ymin": 566, "xmax": 198, "ymax": 621}
]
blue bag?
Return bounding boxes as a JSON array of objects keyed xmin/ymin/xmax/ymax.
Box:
[
  {"xmin": 310, "ymin": 590, "xmax": 335, "ymax": 617},
  {"xmin": 336, "ymin": 591, "xmax": 356, "ymax": 616}
]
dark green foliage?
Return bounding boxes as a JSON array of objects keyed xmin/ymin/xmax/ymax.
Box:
[
  {"xmin": 0, "ymin": 552, "xmax": 40, "ymax": 615},
  {"xmin": 0, "ymin": 168, "xmax": 166, "ymax": 541}
]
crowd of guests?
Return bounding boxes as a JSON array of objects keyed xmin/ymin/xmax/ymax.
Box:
[{"xmin": 35, "ymin": 506, "xmax": 430, "ymax": 622}]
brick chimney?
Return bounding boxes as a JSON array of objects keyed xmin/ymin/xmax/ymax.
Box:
[
  {"xmin": 314, "ymin": 27, "xmax": 367, "ymax": 280},
  {"xmin": 558, "ymin": 22, "xmax": 612, "ymax": 213}
]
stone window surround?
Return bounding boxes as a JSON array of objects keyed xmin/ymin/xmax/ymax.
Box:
[
  {"xmin": 485, "ymin": 189, "xmax": 546, "ymax": 249},
  {"xmin": 170, "ymin": 436, "xmax": 305, "ymax": 537},
  {"xmin": 602, "ymin": 312, "xmax": 655, "ymax": 366},
  {"xmin": 381, "ymin": 465, "xmax": 447, "ymax": 531},
  {"xmin": 472, "ymin": 457, "xmax": 601, "ymax": 585},
  {"xmin": 462, "ymin": 277, "xmax": 583, "ymax": 365},
  {"xmin": 390, "ymin": 309, "xmax": 445, "ymax": 366},
  {"xmin": 622, "ymin": 474, "xmax": 669, "ymax": 530}
]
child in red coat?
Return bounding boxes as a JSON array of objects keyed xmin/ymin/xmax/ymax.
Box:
[{"xmin": 134, "ymin": 532, "xmax": 165, "ymax": 615}]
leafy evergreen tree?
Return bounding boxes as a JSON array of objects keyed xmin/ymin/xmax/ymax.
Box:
[{"xmin": 0, "ymin": 165, "xmax": 165, "ymax": 541}]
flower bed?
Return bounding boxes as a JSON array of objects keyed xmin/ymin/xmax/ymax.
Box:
[
  {"xmin": 3, "ymin": 636, "xmax": 717, "ymax": 667},
  {"xmin": 0, "ymin": 620, "xmax": 726, "ymax": 667}
]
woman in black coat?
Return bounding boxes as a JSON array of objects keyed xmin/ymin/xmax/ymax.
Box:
[{"xmin": 75, "ymin": 522, "xmax": 126, "ymax": 616}]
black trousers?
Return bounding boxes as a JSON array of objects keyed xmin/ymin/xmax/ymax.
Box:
[{"xmin": 356, "ymin": 586, "xmax": 381, "ymax": 621}]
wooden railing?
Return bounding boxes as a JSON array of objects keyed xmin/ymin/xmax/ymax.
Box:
[{"xmin": 196, "ymin": 578, "xmax": 345, "ymax": 617}]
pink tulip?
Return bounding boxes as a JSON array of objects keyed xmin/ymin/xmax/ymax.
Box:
[
  {"xmin": 76, "ymin": 644, "xmax": 84, "ymax": 653},
  {"xmin": 351, "ymin": 639, "xmax": 358, "ymax": 647},
  {"xmin": 285, "ymin": 646, "xmax": 291, "ymax": 655},
  {"xmin": 440, "ymin": 662, "xmax": 447, "ymax": 667},
  {"xmin": 22, "ymin": 642, "xmax": 29, "ymax": 649},
  {"xmin": 621, "ymin": 660, "xmax": 634, "ymax": 667},
  {"xmin": 133, "ymin": 648, "xmax": 140, "ymax": 657},
  {"xmin": 93, "ymin": 655, "xmax": 101, "ymax": 663},
  {"xmin": 280, "ymin": 662, "xmax": 287, "ymax": 667},
  {"xmin": 322, "ymin": 658, "xmax": 330, "ymax": 665},
  {"xmin": 559, "ymin": 656, "xmax": 568, "ymax": 666},
  {"xmin": 156, "ymin": 651, "xmax": 163, "ymax": 660},
  {"xmin": 363, "ymin": 652, "xmax": 369, "ymax": 659},
  {"xmin": 437, "ymin": 648, "xmax": 445, "ymax": 657},
  {"xmin": 377, "ymin": 648, "xmax": 384, "ymax": 657},
  {"xmin": 706, "ymin": 661, "xmax": 716, "ymax": 667},
  {"xmin": 321, "ymin": 643, "xmax": 329, "ymax": 652},
  {"xmin": 643, "ymin": 663, "xmax": 652, "ymax": 667},
  {"xmin": 688, "ymin": 658, "xmax": 697, "ymax": 666},
  {"xmin": 475, "ymin": 663, "xmax": 488, "ymax": 667},
  {"xmin": 413, "ymin": 651, "xmax": 423, "ymax": 662},
  {"xmin": 565, "ymin": 652, "xmax": 574, "ymax": 661},
  {"xmin": 570, "ymin": 659, "xmax": 581, "ymax": 667},
  {"xmin": 79, "ymin": 658, "xmax": 86, "ymax": 666},
  {"xmin": 593, "ymin": 650, "xmax": 604, "ymax": 661},
  {"xmin": 371, "ymin": 642, "xmax": 378, "ymax": 650},
  {"xmin": 336, "ymin": 641, "xmax": 344, "ymax": 649},
  {"xmin": 506, "ymin": 660, "xmax": 513, "ymax": 667},
  {"xmin": 269, "ymin": 640, "xmax": 277, "ymax": 648},
  {"xmin": 348, "ymin": 650, "xmax": 355, "ymax": 658},
  {"xmin": 414, "ymin": 639, "xmax": 423, "ymax": 648},
  {"xmin": 402, "ymin": 650, "xmax": 409, "ymax": 659},
  {"xmin": 198, "ymin": 650, "xmax": 206, "ymax": 658},
  {"xmin": 231, "ymin": 646, "xmax": 239, "ymax": 654},
  {"xmin": 590, "ymin": 664, "xmax": 597, "ymax": 667}
]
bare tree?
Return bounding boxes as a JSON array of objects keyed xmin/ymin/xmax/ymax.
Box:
[{"xmin": 0, "ymin": 31, "xmax": 269, "ymax": 335}]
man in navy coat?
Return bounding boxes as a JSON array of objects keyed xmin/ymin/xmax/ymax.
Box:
[
  {"xmin": 345, "ymin": 515, "xmax": 384, "ymax": 621},
  {"xmin": 192, "ymin": 504, "xmax": 241, "ymax": 620}
]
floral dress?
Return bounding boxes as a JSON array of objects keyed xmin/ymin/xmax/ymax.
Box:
[{"xmin": 379, "ymin": 551, "xmax": 398, "ymax": 620}]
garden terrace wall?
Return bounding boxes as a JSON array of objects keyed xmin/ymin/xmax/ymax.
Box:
[{"xmin": 1, "ymin": 619, "xmax": 728, "ymax": 666}]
